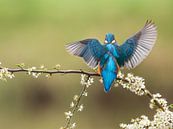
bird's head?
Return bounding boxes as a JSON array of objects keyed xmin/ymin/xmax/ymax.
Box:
[{"xmin": 104, "ymin": 33, "xmax": 116, "ymax": 44}]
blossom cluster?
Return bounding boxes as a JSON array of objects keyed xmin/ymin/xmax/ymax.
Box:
[
  {"xmin": 59, "ymin": 122, "xmax": 76, "ymax": 129},
  {"xmin": 80, "ymin": 74, "xmax": 94, "ymax": 88},
  {"xmin": 116, "ymin": 72, "xmax": 147, "ymax": 96},
  {"xmin": 120, "ymin": 109, "xmax": 173, "ymax": 129},
  {"xmin": 149, "ymin": 93, "xmax": 168, "ymax": 111},
  {"xmin": 16, "ymin": 63, "xmax": 61, "ymax": 78},
  {"xmin": 117, "ymin": 72, "xmax": 173, "ymax": 129},
  {"xmin": 0, "ymin": 67, "xmax": 15, "ymax": 81},
  {"xmin": 27, "ymin": 67, "xmax": 41, "ymax": 78},
  {"xmin": 0, "ymin": 62, "xmax": 61, "ymax": 80}
]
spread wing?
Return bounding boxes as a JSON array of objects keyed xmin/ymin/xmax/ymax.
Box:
[
  {"xmin": 65, "ymin": 39, "xmax": 107, "ymax": 68},
  {"xmin": 117, "ymin": 20, "xmax": 157, "ymax": 69}
]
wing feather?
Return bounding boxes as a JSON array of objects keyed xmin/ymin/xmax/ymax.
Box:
[
  {"xmin": 66, "ymin": 39, "xmax": 107, "ymax": 68},
  {"xmin": 118, "ymin": 20, "xmax": 157, "ymax": 69}
]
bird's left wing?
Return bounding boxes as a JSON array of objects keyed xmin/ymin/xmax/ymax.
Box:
[
  {"xmin": 66, "ymin": 39, "xmax": 107, "ymax": 68},
  {"xmin": 117, "ymin": 20, "xmax": 157, "ymax": 69}
]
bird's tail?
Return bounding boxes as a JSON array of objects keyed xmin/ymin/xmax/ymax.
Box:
[{"xmin": 101, "ymin": 70, "xmax": 117, "ymax": 93}]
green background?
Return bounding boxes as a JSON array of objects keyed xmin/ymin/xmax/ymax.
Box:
[{"xmin": 0, "ymin": 0, "xmax": 173, "ymax": 128}]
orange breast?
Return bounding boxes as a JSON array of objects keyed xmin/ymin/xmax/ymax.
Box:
[{"xmin": 97, "ymin": 64, "xmax": 101, "ymax": 75}]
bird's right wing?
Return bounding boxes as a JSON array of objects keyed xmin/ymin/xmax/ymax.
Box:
[
  {"xmin": 117, "ymin": 20, "xmax": 157, "ymax": 69},
  {"xmin": 66, "ymin": 39, "xmax": 107, "ymax": 68}
]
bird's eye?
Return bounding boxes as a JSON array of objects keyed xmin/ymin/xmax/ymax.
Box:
[
  {"xmin": 111, "ymin": 40, "xmax": 116, "ymax": 43},
  {"xmin": 104, "ymin": 40, "xmax": 108, "ymax": 43}
]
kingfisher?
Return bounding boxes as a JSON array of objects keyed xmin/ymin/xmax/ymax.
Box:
[{"xmin": 66, "ymin": 20, "xmax": 157, "ymax": 92}]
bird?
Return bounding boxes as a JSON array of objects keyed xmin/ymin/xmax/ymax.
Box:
[{"xmin": 65, "ymin": 20, "xmax": 157, "ymax": 92}]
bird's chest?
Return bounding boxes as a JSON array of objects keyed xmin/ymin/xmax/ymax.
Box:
[{"xmin": 105, "ymin": 44, "xmax": 119, "ymax": 58}]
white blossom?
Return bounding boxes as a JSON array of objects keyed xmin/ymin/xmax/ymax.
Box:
[
  {"xmin": 70, "ymin": 123, "xmax": 76, "ymax": 129},
  {"xmin": 65, "ymin": 111, "xmax": 73, "ymax": 119},
  {"xmin": 45, "ymin": 74, "xmax": 51, "ymax": 78},
  {"xmin": 32, "ymin": 72, "xmax": 41, "ymax": 78},
  {"xmin": 78, "ymin": 104, "xmax": 84, "ymax": 112},
  {"xmin": 0, "ymin": 68, "xmax": 15, "ymax": 81},
  {"xmin": 151, "ymin": 110, "xmax": 173, "ymax": 129},
  {"xmin": 120, "ymin": 110, "xmax": 173, "ymax": 129},
  {"xmin": 80, "ymin": 74, "xmax": 94, "ymax": 87},
  {"xmin": 40, "ymin": 65, "xmax": 45, "ymax": 69},
  {"xmin": 70, "ymin": 102, "xmax": 75, "ymax": 108},
  {"xmin": 73, "ymin": 95, "xmax": 79, "ymax": 101},
  {"xmin": 116, "ymin": 72, "xmax": 147, "ymax": 96},
  {"xmin": 82, "ymin": 91, "xmax": 88, "ymax": 96},
  {"xmin": 118, "ymin": 72, "xmax": 173, "ymax": 129},
  {"xmin": 27, "ymin": 67, "xmax": 36, "ymax": 75},
  {"xmin": 27, "ymin": 67, "xmax": 42, "ymax": 78},
  {"xmin": 80, "ymin": 74, "xmax": 86, "ymax": 85},
  {"xmin": 54, "ymin": 64, "xmax": 61, "ymax": 70},
  {"xmin": 120, "ymin": 115, "xmax": 150, "ymax": 129},
  {"xmin": 149, "ymin": 93, "xmax": 168, "ymax": 110}
]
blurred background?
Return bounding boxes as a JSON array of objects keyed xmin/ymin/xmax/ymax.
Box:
[{"xmin": 0, "ymin": 0, "xmax": 173, "ymax": 128}]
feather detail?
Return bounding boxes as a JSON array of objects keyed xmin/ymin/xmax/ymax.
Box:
[
  {"xmin": 100, "ymin": 55, "xmax": 118, "ymax": 92},
  {"xmin": 66, "ymin": 39, "xmax": 107, "ymax": 68},
  {"xmin": 117, "ymin": 20, "xmax": 157, "ymax": 69}
]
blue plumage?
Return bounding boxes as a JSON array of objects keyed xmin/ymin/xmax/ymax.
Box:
[
  {"xmin": 66, "ymin": 20, "xmax": 157, "ymax": 92},
  {"xmin": 101, "ymin": 55, "xmax": 118, "ymax": 92},
  {"xmin": 66, "ymin": 39, "xmax": 107, "ymax": 68},
  {"xmin": 100, "ymin": 43, "xmax": 119, "ymax": 92}
]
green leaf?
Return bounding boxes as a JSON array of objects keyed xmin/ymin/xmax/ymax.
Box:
[
  {"xmin": 16, "ymin": 63, "xmax": 25, "ymax": 69},
  {"xmin": 169, "ymin": 104, "xmax": 173, "ymax": 109}
]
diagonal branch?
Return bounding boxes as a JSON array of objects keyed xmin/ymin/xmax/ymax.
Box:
[{"xmin": 64, "ymin": 75, "xmax": 90, "ymax": 129}]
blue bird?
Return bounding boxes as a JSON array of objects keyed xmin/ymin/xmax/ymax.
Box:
[{"xmin": 66, "ymin": 20, "xmax": 157, "ymax": 92}]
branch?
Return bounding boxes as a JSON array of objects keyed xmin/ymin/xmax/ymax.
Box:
[
  {"xmin": 0, "ymin": 66, "xmax": 165, "ymax": 111},
  {"xmin": 0, "ymin": 67, "xmax": 99, "ymax": 76},
  {"xmin": 119, "ymin": 78, "xmax": 165, "ymax": 111}
]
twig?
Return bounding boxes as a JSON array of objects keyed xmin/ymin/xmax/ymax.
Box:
[
  {"xmin": 145, "ymin": 89, "xmax": 165, "ymax": 111},
  {"xmin": 64, "ymin": 75, "xmax": 90, "ymax": 128}
]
